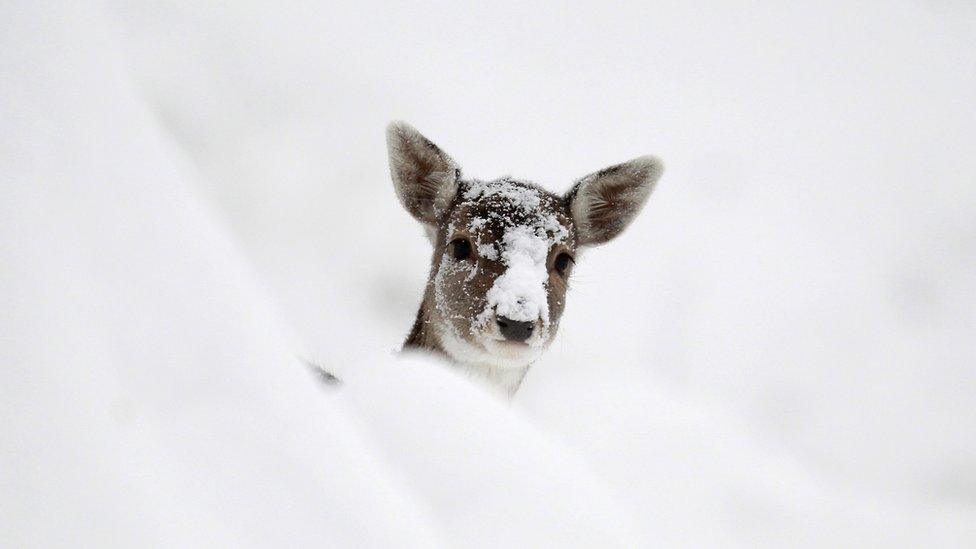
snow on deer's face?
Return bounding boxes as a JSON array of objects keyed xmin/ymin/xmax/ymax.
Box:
[
  {"xmin": 387, "ymin": 121, "xmax": 663, "ymax": 370},
  {"xmin": 432, "ymin": 178, "xmax": 576, "ymax": 365}
]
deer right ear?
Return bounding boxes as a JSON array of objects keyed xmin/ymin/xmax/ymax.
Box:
[
  {"xmin": 565, "ymin": 155, "xmax": 664, "ymax": 247},
  {"xmin": 386, "ymin": 121, "xmax": 460, "ymax": 225}
]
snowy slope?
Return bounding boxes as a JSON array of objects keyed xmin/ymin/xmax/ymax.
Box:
[
  {"xmin": 3, "ymin": 0, "xmax": 975, "ymax": 546},
  {"xmin": 0, "ymin": 4, "xmax": 438, "ymax": 545}
]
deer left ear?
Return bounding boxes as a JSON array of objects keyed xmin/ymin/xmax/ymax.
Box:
[
  {"xmin": 565, "ymin": 156, "xmax": 664, "ymax": 247},
  {"xmin": 386, "ymin": 121, "xmax": 461, "ymax": 226}
]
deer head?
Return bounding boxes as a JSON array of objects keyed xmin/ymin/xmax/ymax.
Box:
[{"xmin": 387, "ymin": 122, "xmax": 663, "ymax": 394}]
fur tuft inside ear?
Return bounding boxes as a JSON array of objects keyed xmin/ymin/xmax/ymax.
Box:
[
  {"xmin": 386, "ymin": 121, "xmax": 460, "ymax": 225},
  {"xmin": 565, "ymin": 155, "xmax": 664, "ymax": 246}
]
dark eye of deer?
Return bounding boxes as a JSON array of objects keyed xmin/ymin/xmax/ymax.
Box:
[
  {"xmin": 554, "ymin": 252, "xmax": 573, "ymax": 276},
  {"xmin": 451, "ymin": 238, "xmax": 473, "ymax": 260}
]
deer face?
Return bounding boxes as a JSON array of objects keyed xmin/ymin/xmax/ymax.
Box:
[
  {"xmin": 387, "ymin": 122, "xmax": 663, "ymax": 370},
  {"xmin": 431, "ymin": 178, "xmax": 576, "ymax": 365}
]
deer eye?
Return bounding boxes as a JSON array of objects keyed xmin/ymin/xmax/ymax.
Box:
[
  {"xmin": 450, "ymin": 238, "xmax": 473, "ymax": 260},
  {"xmin": 553, "ymin": 252, "xmax": 574, "ymax": 276}
]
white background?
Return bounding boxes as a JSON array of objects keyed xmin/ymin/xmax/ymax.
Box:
[{"xmin": 3, "ymin": 1, "xmax": 975, "ymax": 546}]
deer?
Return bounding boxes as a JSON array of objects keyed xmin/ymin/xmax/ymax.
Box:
[{"xmin": 387, "ymin": 122, "xmax": 664, "ymax": 395}]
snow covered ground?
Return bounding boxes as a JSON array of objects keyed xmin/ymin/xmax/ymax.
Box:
[{"xmin": 3, "ymin": 1, "xmax": 975, "ymax": 546}]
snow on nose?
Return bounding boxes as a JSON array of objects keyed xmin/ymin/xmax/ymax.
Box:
[{"xmin": 485, "ymin": 226, "xmax": 550, "ymax": 325}]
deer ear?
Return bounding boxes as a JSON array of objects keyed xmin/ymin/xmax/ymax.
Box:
[
  {"xmin": 565, "ymin": 156, "xmax": 664, "ymax": 247},
  {"xmin": 386, "ymin": 121, "xmax": 460, "ymax": 225}
]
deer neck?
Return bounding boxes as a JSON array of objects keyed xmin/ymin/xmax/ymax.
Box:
[{"xmin": 403, "ymin": 288, "xmax": 530, "ymax": 396}]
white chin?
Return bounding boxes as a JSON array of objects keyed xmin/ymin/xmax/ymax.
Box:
[
  {"xmin": 438, "ymin": 327, "xmax": 544, "ymax": 369},
  {"xmin": 482, "ymin": 339, "xmax": 543, "ymax": 365}
]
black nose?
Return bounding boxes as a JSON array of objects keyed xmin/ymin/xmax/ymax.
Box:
[{"xmin": 496, "ymin": 317, "xmax": 534, "ymax": 342}]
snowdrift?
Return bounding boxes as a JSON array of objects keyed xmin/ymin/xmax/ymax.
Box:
[{"xmin": 3, "ymin": 1, "xmax": 975, "ymax": 546}]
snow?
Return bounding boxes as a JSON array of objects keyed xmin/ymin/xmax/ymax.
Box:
[
  {"xmin": 464, "ymin": 178, "xmax": 543, "ymax": 210},
  {"xmin": 4, "ymin": 0, "xmax": 976, "ymax": 546},
  {"xmin": 460, "ymin": 178, "xmax": 573, "ymax": 327},
  {"xmin": 484, "ymin": 225, "xmax": 551, "ymax": 325},
  {"xmin": 476, "ymin": 241, "xmax": 499, "ymax": 261}
]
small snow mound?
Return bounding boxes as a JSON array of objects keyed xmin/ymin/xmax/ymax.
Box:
[
  {"xmin": 464, "ymin": 179, "xmax": 543, "ymax": 211},
  {"xmin": 485, "ymin": 226, "xmax": 550, "ymax": 324},
  {"xmin": 477, "ymin": 242, "xmax": 499, "ymax": 261}
]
